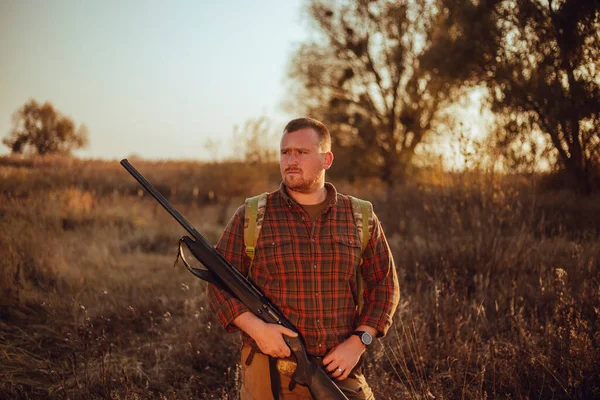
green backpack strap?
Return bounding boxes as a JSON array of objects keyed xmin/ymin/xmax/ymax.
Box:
[
  {"xmin": 348, "ymin": 196, "xmax": 373, "ymax": 315},
  {"xmin": 244, "ymin": 192, "xmax": 269, "ymax": 278}
]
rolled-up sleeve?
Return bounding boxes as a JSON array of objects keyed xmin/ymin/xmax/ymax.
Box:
[
  {"xmin": 358, "ymin": 212, "xmax": 400, "ymax": 337},
  {"xmin": 208, "ymin": 205, "xmax": 250, "ymax": 332}
]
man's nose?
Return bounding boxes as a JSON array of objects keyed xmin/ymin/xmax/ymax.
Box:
[{"xmin": 287, "ymin": 152, "xmax": 299, "ymax": 165}]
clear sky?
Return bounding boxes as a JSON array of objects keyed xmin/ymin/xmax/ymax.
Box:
[{"xmin": 0, "ymin": 0, "xmax": 308, "ymax": 160}]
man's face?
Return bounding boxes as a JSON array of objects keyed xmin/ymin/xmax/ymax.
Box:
[{"xmin": 280, "ymin": 128, "xmax": 332, "ymax": 194}]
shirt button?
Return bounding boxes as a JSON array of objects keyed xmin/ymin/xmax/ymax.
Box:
[
  {"xmin": 272, "ymin": 242, "xmax": 275, "ymax": 246},
  {"xmin": 318, "ymin": 344, "xmax": 322, "ymax": 348},
  {"xmin": 316, "ymin": 319, "xmax": 320, "ymax": 323},
  {"xmin": 310, "ymin": 238, "xmax": 315, "ymax": 242},
  {"xmin": 313, "ymin": 264, "xmax": 317, "ymax": 269},
  {"xmin": 314, "ymin": 292, "xmax": 318, "ymax": 296}
]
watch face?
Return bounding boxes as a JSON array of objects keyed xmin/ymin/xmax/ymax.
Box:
[{"xmin": 361, "ymin": 332, "xmax": 373, "ymax": 346}]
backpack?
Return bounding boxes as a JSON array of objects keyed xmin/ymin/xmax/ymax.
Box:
[{"xmin": 243, "ymin": 193, "xmax": 373, "ymax": 314}]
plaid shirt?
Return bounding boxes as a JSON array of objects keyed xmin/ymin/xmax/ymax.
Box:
[{"xmin": 208, "ymin": 183, "xmax": 399, "ymax": 356}]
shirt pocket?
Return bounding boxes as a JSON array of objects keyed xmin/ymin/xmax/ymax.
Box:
[
  {"xmin": 254, "ymin": 235, "xmax": 295, "ymax": 287},
  {"xmin": 331, "ymin": 234, "xmax": 363, "ymax": 280}
]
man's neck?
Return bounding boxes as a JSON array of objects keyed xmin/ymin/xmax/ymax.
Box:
[{"xmin": 288, "ymin": 185, "xmax": 328, "ymax": 205}]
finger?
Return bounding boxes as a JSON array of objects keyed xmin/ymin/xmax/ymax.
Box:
[
  {"xmin": 331, "ymin": 365, "xmax": 345, "ymax": 378},
  {"xmin": 271, "ymin": 348, "xmax": 284, "ymax": 358},
  {"xmin": 268, "ymin": 350, "xmax": 280, "ymax": 358},
  {"xmin": 279, "ymin": 327, "xmax": 298, "ymax": 337},
  {"xmin": 322, "ymin": 349, "xmax": 335, "ymax": 365},
  {"xmin": 283, "ymin": 346, "xmax": 291, "ymax": 357},
  {"xmin": 325, "ymin": 361, "xmax": 339, "ymax": 373},
  {"xmin": 337, "ymin": 368, "xmax": 350, "ymax": 381},
  {"xmin": 275, "ymin": 336, "xmax": 291, "ymax": 356}
]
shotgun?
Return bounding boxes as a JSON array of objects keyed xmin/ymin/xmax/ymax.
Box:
[{"xmin": 120, "ymin": 159, "xmax": 348, "ymax": 400}]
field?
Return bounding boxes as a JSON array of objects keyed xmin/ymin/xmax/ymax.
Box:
[{"xmin": 1, "ymin": 156, "xmax": 599, "ymax": 399}]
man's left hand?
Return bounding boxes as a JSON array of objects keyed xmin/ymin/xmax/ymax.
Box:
[{"xmin": 322, "ymin": 335, "xmax": 365, "ymax": 381}]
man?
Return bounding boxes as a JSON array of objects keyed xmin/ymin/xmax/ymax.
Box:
[{"xmin": 208, "ymin": 117, "xmax": 399, "ymax": 399}]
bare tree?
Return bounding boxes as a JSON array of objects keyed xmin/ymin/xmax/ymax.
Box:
[{"xmin": 3, "ymin": 100, "xmax": 89, "ymax": 156}]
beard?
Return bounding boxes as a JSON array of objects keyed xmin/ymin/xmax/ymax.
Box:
[{"xmin": 284, "ymin": 170, "xmax": 323, "ymax": 194}]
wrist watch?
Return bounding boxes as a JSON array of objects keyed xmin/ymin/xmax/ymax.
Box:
[{"xmin": 352, "ymin": 330, "xmax": 373, "ymax": 347}]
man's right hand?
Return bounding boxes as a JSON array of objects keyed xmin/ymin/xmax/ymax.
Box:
[{"xmin": 233, "ymin": 312, "xmax": 298, "ymax": 358}]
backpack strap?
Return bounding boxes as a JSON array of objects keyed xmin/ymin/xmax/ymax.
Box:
[
  {"xmin": 244, "ymin": 192, "xmax": 269, "ymax": 278},
  {"xmin": 348, "ymin": 196, "xmax": 374, "ymax": 315}
]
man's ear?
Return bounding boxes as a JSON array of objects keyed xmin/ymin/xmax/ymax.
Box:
[{"xmin": 323, "ymin": 151, "xmax": 334, "ymax": 170}]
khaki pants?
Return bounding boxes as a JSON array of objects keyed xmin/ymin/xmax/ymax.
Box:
[{"xmin": 240, "ymin": 344, "xmax": 375, "ymax": 400}]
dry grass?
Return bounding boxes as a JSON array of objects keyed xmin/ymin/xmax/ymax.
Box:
[{"xmin": 1, "ymin": 155, "xmax": 598, "ymax": 399}]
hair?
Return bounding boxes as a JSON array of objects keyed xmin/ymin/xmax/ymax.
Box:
[{"xmin": 283, "ymin": 117, "xmax": 331, "ymax": 152}]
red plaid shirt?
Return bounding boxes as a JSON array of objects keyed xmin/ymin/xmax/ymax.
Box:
[{"xmin": 208, "ymin": 183, "xmax": 399, "ymax": 356}]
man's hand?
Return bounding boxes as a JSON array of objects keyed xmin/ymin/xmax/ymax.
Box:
[
  {"xmin": 251, "ymin": 322, "xmax": 298, "ymax": 358},
  {"xmin": 322, "ymin": 335, "xmax": 366, "ymax": 381},
  {"xmin": 233, "ymin": 312, "xmax": 298, "ymax": 358},
  {"xmin": 323, "ymin": 325, "xmax": 377, "ymax": 380}
]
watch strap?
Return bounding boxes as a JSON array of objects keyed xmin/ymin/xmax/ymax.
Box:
[{"xmin": 352, "ymin": 330, "xmax": 372, "ymax": 346}]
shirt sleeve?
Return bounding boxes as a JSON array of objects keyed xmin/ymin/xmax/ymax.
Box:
[
  {"xmin": 357, "ymin": 211, "xmax": 400, "ymax": 337},
  {"xmin": 207, "ymin": 205, "xmax": 250, "ymax": 332}
]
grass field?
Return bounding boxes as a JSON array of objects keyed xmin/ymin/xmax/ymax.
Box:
[{"xmin": 1, "ymin": 155, "xmax": 598, "ymax": 399}]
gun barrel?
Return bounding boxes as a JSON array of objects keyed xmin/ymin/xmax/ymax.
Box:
[
  {"xmin": 120, "ymin": 159, "xmax": 205, "ymax": 241},
  {"xmin": 121, "ymin": 158, "xmax": 205, "ymax": 241}
]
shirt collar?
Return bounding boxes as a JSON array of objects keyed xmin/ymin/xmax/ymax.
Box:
[{"xmin": 278, "ymin": 182, "xmax": 339, "ymax": 210}]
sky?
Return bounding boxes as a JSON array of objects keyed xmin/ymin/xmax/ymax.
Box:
[{"xmin": 0, "ymin": 0, "xmax": 308, "ymax": 160}]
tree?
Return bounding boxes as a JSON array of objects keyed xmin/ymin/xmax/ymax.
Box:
[
  {"xmin": 286, "ymin": 0, "xmax": 462, "ymax": 184},
  {"xmin": 425, "ymin": 0, "xmax": 600, "ymax": 193},
  {"xmin": 3, "ymin": 100, "xmax": 89, "ymax": 156}
]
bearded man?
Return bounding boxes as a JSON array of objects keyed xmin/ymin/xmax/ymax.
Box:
[{"xmin": 209, "ymin": 117, "xmax": 400, "ymax": 399}]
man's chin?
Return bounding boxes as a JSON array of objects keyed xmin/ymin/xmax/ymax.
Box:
[
  {"xmin": 284, "ymin": 179, "xmax": 308, "ymax": 193},
  {"xmin": 286, "ymin": 180, "xmax": 321, "ymax": 195}
]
